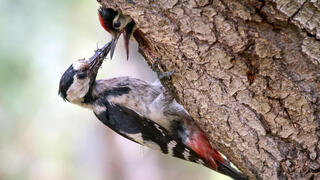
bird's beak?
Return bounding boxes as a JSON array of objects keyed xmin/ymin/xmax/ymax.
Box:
[
  {"xmin": 88, "ymin": 41, "xmax": 112, "ymax": 76},
  {"xmin": 110, "ymin": 36, "xmax": 119, "ymax": 59},
  {"xmin": 122, "ymin": 20, "xmax": 136, "ymax": 60},
  {"xmin": 123, "ymin": 32, "xmax": 130, "ymax": 60}
]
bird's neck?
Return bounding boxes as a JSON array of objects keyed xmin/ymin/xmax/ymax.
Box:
[{"xmin": 69, "ymin": 97, "xmax": 94, "ymax": 110}]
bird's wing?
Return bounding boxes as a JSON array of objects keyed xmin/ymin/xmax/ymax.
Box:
[{"xmin": 92, "ymin": 97, "xmax": 209, "ymax": 166}]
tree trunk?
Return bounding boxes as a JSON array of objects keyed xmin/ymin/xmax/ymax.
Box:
[{"xmin": 98, "ymin": 0, "xmax": 320, "ymax": 179}]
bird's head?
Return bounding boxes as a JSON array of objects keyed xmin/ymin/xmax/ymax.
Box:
[
  {"xmin": 59, "ymin": 42, "xmax": 112, "ymax": 103},
  {"xmin": 98, "ymin": 6, "xmax": 136, "ymax": 60},
  {"xmin": 98, "ymin": 7, "xmax": 118, "ymax": 37},
  {"xmin": 112, "ymin": 12, "xmax": 133, "ymax": 32}
]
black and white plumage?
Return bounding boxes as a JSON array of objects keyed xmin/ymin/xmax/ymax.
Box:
[
  {"xmin": 58, "ymin": 41, "xmax": 247, "ymax": 180},
  {"xmin": 94, "ymin": 98, "xmax": 208, "ymax": 166},
  {"xmin": 58, "ymin": 42, "xmax": 206, "ymax": 164}
]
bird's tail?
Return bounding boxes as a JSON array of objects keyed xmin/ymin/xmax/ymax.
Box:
[
  {"xmin": 216, "ymin": 160, "xmax": 248, "ymax": 180},
  {"xmin": 186, "ymin": 126, "xmax": 247, "ymax": 180}
]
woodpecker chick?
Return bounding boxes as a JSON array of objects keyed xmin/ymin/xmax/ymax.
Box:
[
  {"xmin": 59, "ymin": 42, "xmax": 247, "ymax": 180},
  {"xmin": 98, "ymin": 7, "xmax": 136, "ymax": 60}
]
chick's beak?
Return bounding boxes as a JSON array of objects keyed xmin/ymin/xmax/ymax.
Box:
[
  {"xmin": 123, "ymin": 32, "xmax": 130, "ymax": 60},
  {"xmin": 109, "ymin": 36, "xmax": 119, "ymax": 60}
]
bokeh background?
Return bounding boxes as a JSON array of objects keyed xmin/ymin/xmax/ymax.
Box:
[{"xmin": 0, "ymin": 0, "xmax": 231, "ymax": 179}]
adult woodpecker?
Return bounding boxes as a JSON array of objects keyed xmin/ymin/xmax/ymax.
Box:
[
  {"xmin": 58, "ymin": 41, "xmax": 247, "ymax": 180},
  {"xmin": 98, "ymin": 7, "xmax": 136, "ymax": 59}
]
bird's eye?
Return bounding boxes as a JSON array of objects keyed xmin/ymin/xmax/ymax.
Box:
[
  {"xmin": 113, "ymin": 21, "xmax": 121, "ymax": 28},
  {"xmin": 77, "ymin": 72, "xmax": 87, "ymax": 79}
]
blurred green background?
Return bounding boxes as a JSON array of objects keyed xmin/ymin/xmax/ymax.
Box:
[{"xmin": 0, "ymin": 0, "xmax": 230, "ymax": 179}]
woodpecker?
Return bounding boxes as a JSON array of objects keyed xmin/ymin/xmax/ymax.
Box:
[
  {"xmin": 58, "ymin": 41, "xmax": 247, "ymax": 180},
  {"xmin": 98, "ymin": 7, "xmax": 136, "ymax": 60}
]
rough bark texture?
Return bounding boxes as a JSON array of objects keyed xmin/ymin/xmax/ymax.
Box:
[{"xmin": 98, "ymin": 0, "xmax": 320, "ymax": 179}]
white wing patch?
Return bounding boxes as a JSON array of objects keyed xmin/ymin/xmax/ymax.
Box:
[
  {"xmin": 182, "ymin": 149, "xmax": 190, "ymax": 160},
  {"xmin": 196, "ymin": 159, "xmax": 205, "ymax": 165},
  {"xmin": 125, "ymin": 133, "xmax": 161, "ymax": 151},
  {"xmin": 93, "ymin": 104, "xmax": 107, "ymax": 114},
  {"xmin": 167, "ymin": 140, "xmax": 177, "ymax": 156},
  {"xmin": 125, "ymin": 133, "xmax": 144, "ymax": 144},
  {"xmin": 154, "ymin": 124, "xmax": 165, "ymax": 136}
]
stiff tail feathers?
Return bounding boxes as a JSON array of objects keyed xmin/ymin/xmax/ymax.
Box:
[
  {"xmin": 186, "ymin": 127, "xmax": 247, "ymax": 180},
  {"xmin": 186, "ymin": 129, "xmax": 225, "ymax": 169},
  {"xmin": 216, "ymin": 160, "xmax": 248, "ymax": 180}
]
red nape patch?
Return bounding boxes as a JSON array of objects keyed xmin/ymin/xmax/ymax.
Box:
[
  {"xmin": 186, "ymin": 130, "xmax": 225, "ymax": 170},
  {"xmin": 98, "ymin": 13, "xmax": 110, "ymax": 33}
]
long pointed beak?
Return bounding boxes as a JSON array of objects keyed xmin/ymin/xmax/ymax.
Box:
[
  {"xmin": 88, "ymin": 40, "xmax": 112, "ymax": 75},
  {"xmin": 123, "ymin": 32, "xmax": 130, "ymax": 60},
  {"xmin": 123, "ymin": 20, "xmax": 136, "ymax": 60},
  {"xmin": 110, "ymin": 36, "xmax": 119, "ymax": 59}
]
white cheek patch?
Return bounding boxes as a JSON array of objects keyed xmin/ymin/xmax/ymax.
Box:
[{"xmin": 67, "ymin": 76, "xmax": 91, "ymax": 102}]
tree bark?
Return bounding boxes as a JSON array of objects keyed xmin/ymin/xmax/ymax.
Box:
[{"xmin": 98, "ymin": 0, "xmax": 320, "ymax": 179}]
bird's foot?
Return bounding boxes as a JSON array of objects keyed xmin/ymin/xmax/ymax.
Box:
[
  {"xmin": 152, "ymin": 58, "xmax": 176, "ymax": 101},
  {"xmin": 152, "ymin": 58, "xmax": 175, "ymax": 80}
]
